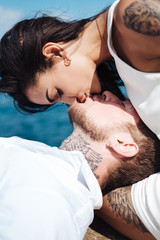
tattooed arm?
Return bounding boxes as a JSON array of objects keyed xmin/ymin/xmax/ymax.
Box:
[
  {"xmin": 120, "ymin": 0, "xmax": 160, "ymax": 37},
  {"xmin": 112, "ymin": 0, "xmax": 160, "ymax": 71},
  {"xmin": 96, "ymin": 186, "xmax": 155, "ymax": 240}
]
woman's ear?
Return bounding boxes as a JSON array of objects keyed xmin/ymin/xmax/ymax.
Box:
[
  {"xmin": 108, "ymin": 138, "xmax": 139, "ymax": 158},
  {"xmin": 42, "ymin": 42, "xmax": 63, "ymax": 59}
]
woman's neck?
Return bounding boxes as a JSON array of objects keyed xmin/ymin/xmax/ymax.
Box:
[
  {"xmin": 62, "ymin": 11, "xmax": 111, "ymax": 66},
  {"xmin": 83, "ymin": 11, "xmax": 111, "ymax": 64},
  {"xmin": 71, "ymin": 11, "xmax": 111, "ymax": 65}
]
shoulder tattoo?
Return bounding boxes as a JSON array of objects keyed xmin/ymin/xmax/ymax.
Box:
[
  {"xmin": 123, "ymin": 0, "xmax": 160, "ymax": 36},
  {"xmin": 60, "ymin": 134, "xmax": 102, "ymax": 179},
  {"xmin": 106, "ymin": 186, "xmax": 149, "ymax": 233}
]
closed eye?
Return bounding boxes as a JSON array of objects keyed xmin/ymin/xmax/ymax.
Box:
[
  {"xmin": 46, "ymin": 89, "xmax": 55, "ymax": 103},
  {"xmin": 46, "ymin": 89, "xmax": 63, "ymax": 103}
]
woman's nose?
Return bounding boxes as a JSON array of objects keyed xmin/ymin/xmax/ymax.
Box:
[{"xmin": 61, "ymin": 96, "xmax": 77, "ymax": 105}]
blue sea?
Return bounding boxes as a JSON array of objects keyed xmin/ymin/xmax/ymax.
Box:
[{"xmin": 0, "ymin": 94, "xmax": 73, "ymax": 147}]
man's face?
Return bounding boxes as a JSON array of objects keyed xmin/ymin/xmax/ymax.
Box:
[{"xmin": 68, "ymin": 91, "xmax": 140, "ymax": 139}]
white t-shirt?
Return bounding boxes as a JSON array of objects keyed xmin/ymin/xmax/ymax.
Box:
[
  {"xmin": 108, "ymin": 2, "xmax": 160, "ymax": 238},
  {"xmin": 0, "ymin": 136, "xmax": 102, "ymax": 240}
]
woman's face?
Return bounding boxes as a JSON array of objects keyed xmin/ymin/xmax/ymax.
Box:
[{"xmin": 25, "ymin": 53, "xmax": 101, "ymax": 105}]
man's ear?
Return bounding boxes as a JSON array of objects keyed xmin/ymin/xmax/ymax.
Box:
[
  {"xmin": 42, "ymin": 42, "xmax": 65, "ymax": 59},
  {"xmin": 109, "ymin": 138, "xmax": 139, "ymax": 158}
]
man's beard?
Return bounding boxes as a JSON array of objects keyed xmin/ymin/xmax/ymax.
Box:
[
  {"xmin": 68, "ymin": 103, "xmax": 129, "ymax": 142},
  {"xmin": 68, "ymin": 103, "xmax": 108, "ymax": 142}
]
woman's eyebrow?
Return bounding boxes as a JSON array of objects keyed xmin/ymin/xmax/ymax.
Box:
[{"xmin": 46, "ymin": 89, "xmax": 55, "ymax": 103}]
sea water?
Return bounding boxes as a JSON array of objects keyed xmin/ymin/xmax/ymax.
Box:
[{"xmin": 0, "ymin": 94, "xmax": 73, "ymax": 147}]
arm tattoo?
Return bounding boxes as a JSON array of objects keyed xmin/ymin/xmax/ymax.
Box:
[
  {"xmin": 106, "ymin": 186, "xmax": 149, "ymax": 233},
  {"xmin": 60, "ymin": 134, "xmax": 102, "ymax": 179},
  {"xmin": 123, "ymin": 0, "xmax": 160, "ymax": 36}
]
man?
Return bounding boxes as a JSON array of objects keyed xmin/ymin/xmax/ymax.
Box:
[
  {"xmin": 0, "ymin": 91, "xmax": 160, "ymax": 240},
  {"xmin": 62, "ymin": 90, "xmax": 160, "ymax": 240}
]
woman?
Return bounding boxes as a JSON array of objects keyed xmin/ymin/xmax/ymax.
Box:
[
  {"xmin": 0, "ymin": 0, "xmax": 159, "ymax": 134},
  {"xmin": 0, "ymin": 4, "xmax": 124, "ymax": 113}
]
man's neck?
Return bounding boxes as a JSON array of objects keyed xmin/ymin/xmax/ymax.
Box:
[
  {"xmin": 59, "ymin": 132, "xmax": 112, "ymax": 189},
  {"xmin": 60, "ymin": 133, "xmax": 104, "ymax": 180}
]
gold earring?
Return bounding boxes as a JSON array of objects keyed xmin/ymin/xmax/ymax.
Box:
[{"xmin": 64, "ymin": 57, "xmax": 71, "ymax": 67}]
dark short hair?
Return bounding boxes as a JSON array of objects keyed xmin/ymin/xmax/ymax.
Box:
[{"xmin": 103, "ymin": 121, "xmax": 160, "ymax": 193}]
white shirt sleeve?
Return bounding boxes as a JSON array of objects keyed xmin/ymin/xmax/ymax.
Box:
[
  {"xmin": 131, "ymin": 173, "xmax": 160, "ymax": 239},
  {"xmin": 0, "ymin": 137, "xmax": 102, "ymax": 240}
]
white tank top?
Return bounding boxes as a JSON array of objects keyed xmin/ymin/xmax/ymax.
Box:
[{"xmin": 107, "ymin": 0, "xmax": 160, "ymax": 139}]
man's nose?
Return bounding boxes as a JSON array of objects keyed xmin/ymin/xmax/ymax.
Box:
[
  {"xmin": 102, "ymin": 91, "xmax": 120, "ymax": 103},
  {"xmin": 91, "ymin": 94, "xmax": 102, "ymax": 101}
]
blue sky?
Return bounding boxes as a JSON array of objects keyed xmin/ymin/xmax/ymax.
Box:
[{"xmin": 0, "ymin": 0, "xmax": 116, "ymax": 37}]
